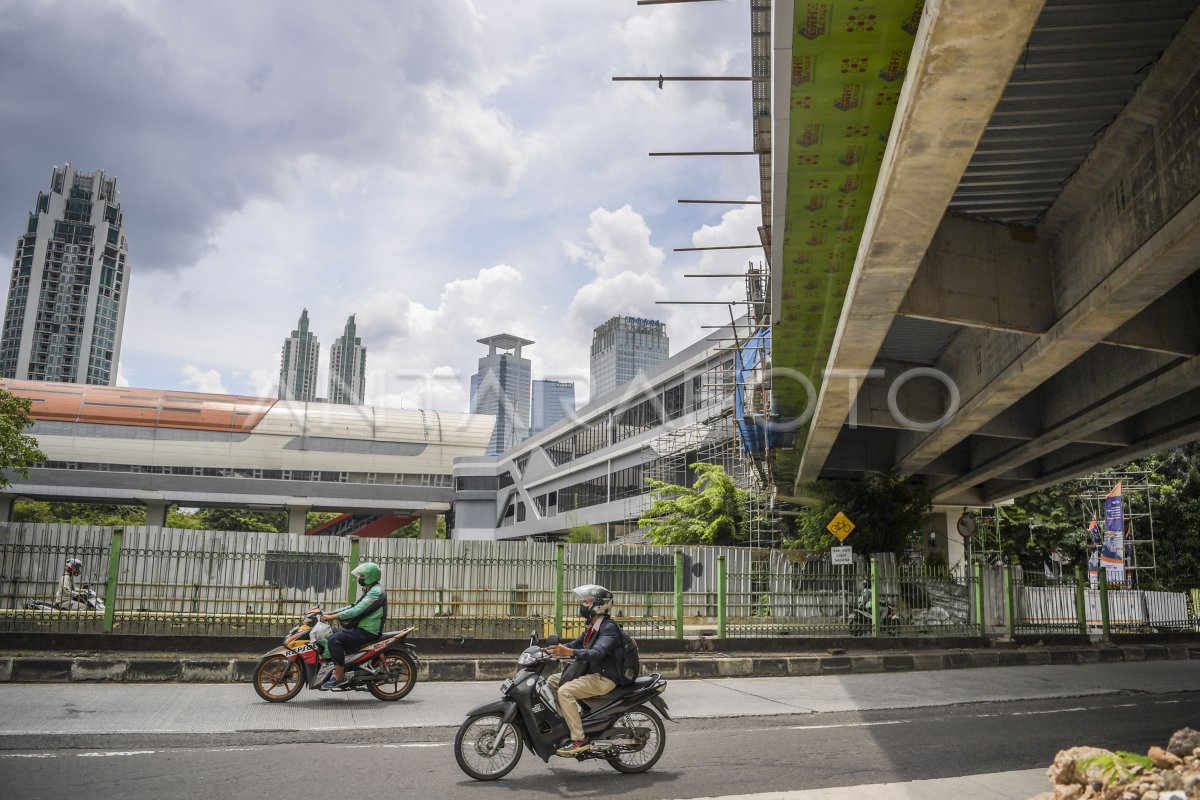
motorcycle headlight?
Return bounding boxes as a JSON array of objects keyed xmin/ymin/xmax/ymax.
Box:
[{"xmin": 516, "ymin": 647, "xmax": 541, "ymax": 667}]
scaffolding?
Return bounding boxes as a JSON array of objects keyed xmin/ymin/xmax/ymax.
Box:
[
  {"xmin": 1076, "ymin": 470, "xmax": 1158, "ymax": 589},
  {"xmin": 623, "ymin": 260, "xmax": 783, "ymax": 549}
]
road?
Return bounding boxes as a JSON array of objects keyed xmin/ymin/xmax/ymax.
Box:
[{"xmin": 0, "ymin": 661, "xmax": 1196, "ymax": 799}]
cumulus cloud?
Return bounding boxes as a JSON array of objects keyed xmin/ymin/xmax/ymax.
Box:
[
  {"xmin": 181, "ymin": 365, "xmax": 227, "ymax": 394},
  {"xmin": 2, "ymin": 1, "xmax": 758, "ymax": 410}
]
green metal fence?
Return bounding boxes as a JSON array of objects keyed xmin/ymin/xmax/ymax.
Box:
[{"xmin": 2, "ymin": 523, "xmax": 1196, "ymax": 640}]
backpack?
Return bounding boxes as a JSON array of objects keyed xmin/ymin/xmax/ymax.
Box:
[{"xmin": 614, "ymin": 625, "xmax": 640, "ymax": 685}]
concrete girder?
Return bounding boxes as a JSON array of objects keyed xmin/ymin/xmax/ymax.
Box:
[
  {"xmin": 895, "ymin": 13, "xmax": 1200, "ymax": 475},
  {"xmin": 792, "ymin": 0, "xmax": 1047, "ymax": 492},
  {"xmin": 897, "ymin": 217, "xmax": 1200, "ymax": 357},
  {"xmin": 977, "ymin": 387, "xmax": 1200, "ymax": 505}
]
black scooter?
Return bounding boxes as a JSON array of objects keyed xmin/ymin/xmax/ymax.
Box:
[{"xmin": 453, "ymin": 631, "xmax": 672, "ymax": 781}]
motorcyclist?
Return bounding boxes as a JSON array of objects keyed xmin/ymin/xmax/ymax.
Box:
[
  {"xmin": 55, "ymin": 559, "xmax": 87, "ymax": 610},
  {"xmin": 544, "ymin": 584, "xmax": 623, "ymax": 756},
  {"xmin": 307, "ymin": 562, "xmax": 386, "ymax": 690}
]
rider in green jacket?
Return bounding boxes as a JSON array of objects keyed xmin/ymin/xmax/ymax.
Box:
[{"xmin": 309, "ymin": 562, "xmax": 386, "ymax": 689}]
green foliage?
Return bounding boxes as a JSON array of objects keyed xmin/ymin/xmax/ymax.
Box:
[
  {"xmin": 388, "ymin": 517, "xmax": 446, "ymax": 539},
  {"xmin": 783, "ymin": 472, "xmax": 931, "ymax": 555},
  {"xmin": 193, "ymin": 508, "xmax": 287, "ymax": 533},
  {"xmin": 991, "ymin": 480, "xmax": 1089, "ymax": 569},
  {"xmin": 638, "ymin": 462, "xmax": 748, "ymax": 546},
  {"xmin": 566, "ymin": 523, "xmax": 604, "ymax": 544},
  {"xmin": 306, "ymin": 511, "xmax": 342, "ymax": 531},
  {"xmin": 0, "ymin": 389, "xmax": 46, "ymax": 490},
  {"xmin": 13, "ymin": 501, "xmax": 145, "ymax": 526},
  {"xmin": 1077, "ymin": 751, "xmax": 1152, "ymax": 786}
]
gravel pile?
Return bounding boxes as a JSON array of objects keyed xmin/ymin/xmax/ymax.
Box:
[{"xmin": 1033, "ymin": 728, "xmax": 1200, "ymax": 799}]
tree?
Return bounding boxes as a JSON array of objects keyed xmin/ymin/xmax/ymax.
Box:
[
  {"xmin": 638, "ymin": 462, "xmax": 748, "ymax": 546},
  {"xmin": 0, "ymin": 388, "xmax": 46, "ymax": 490},
  {"xmin": 195, "ymin": 508, "xmax": 287, "ymax": 533},
  {"xmin": 784, "ymin": 472, "xmax": 931, "ymax": 556},
  {"xmin": 566, "ymin": 523, "xmax": 604, "ymax": 544}
]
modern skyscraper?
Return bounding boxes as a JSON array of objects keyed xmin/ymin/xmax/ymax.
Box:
[
  {"xmin": 279, "ymin": 309, "xmax": 320, "ymax": 401},
  {"xmin": 328, "ymin": 314, "xmax": 366, "ymax": 405},
  {"xmin": 589, "ymin": 316, "xmax": 669, "ymax": 399},
  {"xmin": 531, "ymin": 379, "xmax": 575, "ymax": 436},
  {"xmin": 470, "ymin": 333, "xmax": 533, "ymax": 456},
  {"xmin": 1, "ymin": 165, "xmax": 129, "ymax": 385}
]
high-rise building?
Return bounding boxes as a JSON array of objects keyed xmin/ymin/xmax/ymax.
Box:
[
  {"xmin": 1, "ymin": 165, "xmax": 129, "ymax": 385},
  {"xmin": 328, "ymin": 314, "xmax": 366, "ymax": 405},
  {"xmin": 470, "ymin": 333, "xmax": 533, "ymax": 456},
  {"xmin": 589, "ymin": 316, "xmax": 669, "ymax": 399},
  {"xmin": 279, "ymin": 309, "xmax": 320, "ymax": 401},
  {"xmin": 531, "ymin": 379, "xmax": 575, "ymax": 436}
]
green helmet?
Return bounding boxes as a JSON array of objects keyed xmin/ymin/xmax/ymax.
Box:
[{"xmin": 351, "ymin": 562, "xmax": 381, "ymax": 585}]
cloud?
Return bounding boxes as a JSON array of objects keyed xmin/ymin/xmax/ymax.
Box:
[
  {"xmin": 181, "ymin": 365, "xmax": 227, "ymax": 394},
  {"xmin": 1, "ymin": 1, "xmax": 759, "ymax": 413}
]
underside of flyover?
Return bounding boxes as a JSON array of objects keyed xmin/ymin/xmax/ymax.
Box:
[{"xmin": 768, "ymin": 0, "xmax": 1200, "ymax": 506}]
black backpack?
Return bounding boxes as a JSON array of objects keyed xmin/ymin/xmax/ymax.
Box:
[{"xmin": 615, "ymin": 625, "xmax": 640, "ymax": 685}]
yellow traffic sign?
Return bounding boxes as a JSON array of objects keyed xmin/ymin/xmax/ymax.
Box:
[{"xmin": 826, "ymin": 512, "xmax": 855, "ymax": 541}]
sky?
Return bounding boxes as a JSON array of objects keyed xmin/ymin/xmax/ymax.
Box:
[{"xmin": 0, "ymin": 0, "xmax": 761, "ymax": 412}]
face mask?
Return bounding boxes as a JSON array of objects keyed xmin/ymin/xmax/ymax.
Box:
[
  {"xmin": 578, "ymin": 603, "xmax": 592, "ymax": 619},
  {"xmin": 358, "ymin": 578, "xmax": 368, "ymax": 588}
]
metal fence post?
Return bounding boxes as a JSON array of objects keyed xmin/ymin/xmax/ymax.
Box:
[
  {"xmin": 870, "ymin": 556, "xmax": 880, "ymax": 637},
  {"xmin": 347, "ymin": 536, "xmax": 361, "ymax": 606},
  {"xmin": 674, "ymin": 548, "xmax": 684, "ymax": 640},
  {"xmin": 1002, "ymin": 562, "xmax": 1015, "ymax": 637},
  {"xmin": 102, "ymin": 527, "xmax": 123, "ymax": 633},
  {"xmin": 717, "ymin": 554, "xmax": 727, "ymax": 639},
  {"xmin": 554, "ymin": 542, "xmax": 564, "ymax": 635},
  {"xmin": 973, "ymin": 560, "xmax": 985, "ymax": 637},
  {"xmin": 1098, "ymin": 572, "xmax": 1111, "ymax": 641},
  {"xmin": 1074, "ymin": 565, "xmax": 1088, "ymax": 634}
]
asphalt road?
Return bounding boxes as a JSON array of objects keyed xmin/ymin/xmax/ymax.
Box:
[{"xmin": 1, "ymin": 691, "xmax": 1197, "ymax": 800}]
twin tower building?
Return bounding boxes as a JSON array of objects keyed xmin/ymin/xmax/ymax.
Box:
[{"xmin": 278, "ymin": 309, "xmax": 366, "ymax": 405}]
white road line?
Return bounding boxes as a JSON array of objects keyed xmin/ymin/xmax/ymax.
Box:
[
  {"xmin": 342, "ymin": 743, "xmax": 447, "ymax": 749},
  {"xmin": 0, "ymin": 753, "xmax": 57, "ymax": 758},
  {"xmin": 76, "ymin": 751, "xmax": 158, "ymax": 758},
  {"xmin": 786, "ymin": 721, "xmax": 906, "ymax": 731}
]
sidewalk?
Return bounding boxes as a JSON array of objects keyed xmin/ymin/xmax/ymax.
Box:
[{"xmin": 0, "ymin": 640, "xmax": 1194, "ymax": 683}]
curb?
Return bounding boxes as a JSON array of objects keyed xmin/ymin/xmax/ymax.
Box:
[{"xmin": 1, "ymin": 645, "xmax": 1193, "ymax": 684}]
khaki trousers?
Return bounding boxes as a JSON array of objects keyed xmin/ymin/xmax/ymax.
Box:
[{"xmin": 547, "ymin": 672, "xmax": 616, "ymax": 742}]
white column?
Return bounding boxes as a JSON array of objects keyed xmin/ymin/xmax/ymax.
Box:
[
  {"xmin": 418, "ymin": 511, "xmax": 439, "ymax": 540},
  {"xmin": 144, "ymin": 499, "xmax": 171, "ymax": 528},
  {"xmin": 286, "ymin": 502, "xmax": 312, "ymax": 535},
  {"xmin": 0, "ymin": 495, "xmax": 12, "ymax": 524}
]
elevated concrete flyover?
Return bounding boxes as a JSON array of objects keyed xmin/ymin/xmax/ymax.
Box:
[{"xmin": 767, "ymin": 0, "xmax": 1200, "ymax": 505}]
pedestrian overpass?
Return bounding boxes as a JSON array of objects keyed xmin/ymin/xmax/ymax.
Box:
[{"xmin": 761, "ymin": 0, "xmax": 1200, "ymax": 506}]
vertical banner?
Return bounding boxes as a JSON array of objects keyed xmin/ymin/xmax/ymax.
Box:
[
  {"xmin": 1100, "ymin": 482, "xmax": 1126, "ymax": 584},
  {"xmin": 1086, "ymin": 517, "xmax": 1100, "ymax": 588}
]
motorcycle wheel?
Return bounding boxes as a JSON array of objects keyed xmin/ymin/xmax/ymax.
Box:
[
  {"xmin": 454, "ymin": 713, "xmax": 524, "ymax": 781},
  {"xmin": 253, "ymin": 654, "xmax": 304, "ymax": 703},
  {"xmin": 606, "ymin": 705, "xmax": 666, "ymax": 774},
  {"xmin": 367, "ymin": 650, "xmax": 417, "ymax": 701}
]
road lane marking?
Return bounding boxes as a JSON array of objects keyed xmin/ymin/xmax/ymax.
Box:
[
  {"xmin": 343, "ymin": 743, "xmax": 447, "ymax": 748},
  {"xmin": 76, "ymin": 751, "xmax": 158, "ymax": 757},
  {"xmin": 786, "ymin": 721, "xmax": 906, "ymax": 731},
  {"xmin": 0, "ymin": 753, "xmax": 56, "ymax": 758}
]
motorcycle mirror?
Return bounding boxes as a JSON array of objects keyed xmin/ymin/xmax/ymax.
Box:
[{"xmin": 544, "ymin": 634, "xmax": 560, "ymax": 647}]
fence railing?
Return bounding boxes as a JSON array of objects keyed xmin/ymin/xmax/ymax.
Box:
[{"xmin": 1, "ymin": 523, "xmax": 1195, "ymax": 640}]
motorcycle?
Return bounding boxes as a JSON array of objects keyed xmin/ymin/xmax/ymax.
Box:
[
  {"xmin": 454, "ymin": 631, "xmax": 671, "ymax": 781},
  {"xmin": 847, "ymin": 591, "xmax": 901, "ymax": 636},
  {"xmin": 24, "ymin": 584, "xmax": 105, "ymax": 612},
  {"xmin": 252, "ymin": 608, "xmax": 419, "ymax": 703}
]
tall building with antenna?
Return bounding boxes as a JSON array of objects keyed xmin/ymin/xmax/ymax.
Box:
[
  {"xmin": 1, "ymin": 165, "xmax": 129, "ymax": 385},
  {"xmin": 279, "ymin": 309, "xmax": 320, "ymax": 401},
  {"xmin": 328, "ymin": 314, "xmax": 366, "ymax": 405}
]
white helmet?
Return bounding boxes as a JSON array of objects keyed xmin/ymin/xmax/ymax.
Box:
[
  {"xmin": 65, "ymin": 559, "xmax": 82, "ymax": 576},
  {"xmin": 572, "ymin": 584, "xmax": 613, "ymax": 616}
]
